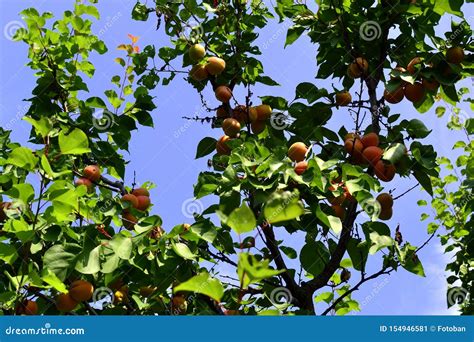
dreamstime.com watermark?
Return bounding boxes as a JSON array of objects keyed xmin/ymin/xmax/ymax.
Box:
[{"xmin": 4, "ymin": 323, "xmax": 85, "ymax": 336}]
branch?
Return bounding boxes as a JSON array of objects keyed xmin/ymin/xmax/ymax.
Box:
[{"xmin": 73, "ymin": 170, "xmax": 126, "ymax": 195}]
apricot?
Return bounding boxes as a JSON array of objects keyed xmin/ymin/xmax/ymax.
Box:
[
  {"xmin": 122, "ymin": 211, "xmax": 138, "ymax": 230},
  {"xmin": 407, "ymin": 57, "xmax": 422, "ymax": 74},
  {"xmin": 422, "ymin": 78, "xmax": 439, "ymax": 92},
  {"xmin": 136, "ymin": 196, "xmax": 150, "ymax": 211},
  {"xmin": 361, "ymin": 132, "xmax": 379, "ymax": 148},
  {"xmin": 189, "ymin": 64, "xmax": 208, "ymax": 81},
  {"xmin": 255, "ymin": 104, "xmax": 272, "ymax": 120},
  {"xmin": 374, "ymin": 160, "xmax": 396, "ymax": 182},
  {"xmin": 248, "ymin": 107, "xmax": 259, "ymax": 122},
  {"xmin": 114, "ymin": 286, "xmax": 129, "ymax": 305},
  {"xmin": 331, "ymin": 205, "xmax": 345, "ymax": 220},
  {"xmin": 344, "ymin": 138, "xmax": 364, "ymax": 156},
  {"xmin": 215, "ymin": 85, "xmax": 232, "ymax": 103},
  {"xmin": 344, "ymin": 132, "xmax": 359, "ymax": 141},
  {"xmin": 83, "ymin": 165, "xmax": 101, "ymax": 182},
  {"xmin": 75, "ymin": 178, "xmax": 93, "ymax": 191},
  {"xmin": 362, "ymin": 146, "xmax": 383, "ymax": 166},
  {"xmin": 384, "ymin": 87, "xmax": 404, "ymax": 104},
  {"xmin": 222, "ymin": 118, "xmax": 241, "ymax": 137},
  {"xmin": 347, "ymin": 57, "xmax": 369, "ymax": 78},
  {"xmin": 376, "ymin": 193, "xmax": 393, "ymax": 209},
  {"xmin": 56, "ymin": 293, "xmax": 78, "ymax": 312},
  {"xmin": 121, "ymin": 194, "xmax": 138, "ymax": 209},
  {"xmin": 0, "ymin": 202, "xmax": 11, "ymax": 223},
  {"xmin": 378, "ymin": 206, "xmax": 393, "ymax": 220},
  {"xmin": 251, "ymin": 120, "xmax": 266, "ymax": 134},
  {"xmin": 206, "ymin": 57, "xmax": 226, "ymax": 75},
  {"xmin": 288, "ymin": 142, "xmax": 308, "ymax": 162},
  {"xmin": 216, "ymin": 135, "xmax": 232, "ymax": 155},
  {"xmin": 188, "ymin": 44, "xmax": 205, "ymax": 62},
  {"xmin": 446, "ymin": 46, "xmax": 464, "ymax": 64},
  {"xmin": 294, "ymin": 161, "xmax": 308, "ymax": 175},
  {"xmin": 216, "ymin": 106, "xmax": 229, "ymax": 119},
  {"xmin": 132, "ymin": 188, "xmax": 150, "ymax": 197},
  {"xmin": 404, "ymin": 82, "xmax": 425, "ymax": 103},
  {"xmin": 232, "ymin": 105, "xmax": 249, "ymax": 123},
  {"xmin": 335, "ymin": 91, "xmax": 352, "ymax": 106},
  {"xmin": 139, "ymin": 286, "xmax": 157, "ymax": 297},
  {"xmin": 69, "ymin": 280, "xmax": 94, "ymax": 302},
  {"xmin": 16, "ymin": 300, "xmax": 38, "ymax": 315}
]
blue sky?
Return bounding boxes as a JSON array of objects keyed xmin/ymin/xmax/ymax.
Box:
[{"xmin": 1, "ymin": 0, "xmax": 472, "ymax": 315}]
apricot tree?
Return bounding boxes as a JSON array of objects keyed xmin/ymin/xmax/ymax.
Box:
[{"xmin": 0, "ymin": 0, "xmax": 472, "ymax": 315}]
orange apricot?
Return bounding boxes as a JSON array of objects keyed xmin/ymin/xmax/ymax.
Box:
[
  {"xmin": 288, "ymin": 142, "xmax": 308, "ymax": 162},
  {"xmin": 206, "ymin": 57, "xmax": 226, "ymax": 75},
  {"xmin": 69, "ymin": 280, "xmax": 94, "ymax": 302},
  {"xmin": 216, "ymin": 135, "xmax": 232, "ymax": 155},
  {"xmin": 83, "ymin": 165, "xmax": 101, "ymax": 182},
  {"xmin": 384, "ymin": 87, "xmax": 404, "ymax": 104},
  {"xmin": 404, "ymin": 82, "xmax": 425, "ymax": 103},
  {"xmin": 335, "ymin": 91, "xmax": 352, "ymax": 106},
  {"xmin": 294, "ymin": 161, "xmax": 308, "ymax": 175},
  {"xmin": 215, "ymin": 86, "xmax": 232, "ymax": 103},
  {"xmin": 222, "ymin": 118, "xmax": 241, "ymax": 138},
  {"xmin": 361, "ymin": 132, "xmax": 379, "ymax": 148}
]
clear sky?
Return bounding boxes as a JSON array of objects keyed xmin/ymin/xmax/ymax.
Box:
[{"xmin": 1, "ymin": 0, "xmax": 472, "ymax": 315}]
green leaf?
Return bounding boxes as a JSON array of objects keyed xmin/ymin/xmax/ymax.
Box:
[
  {"xmin": 58, "ymin": 128, "xmax": 91, "ymax": 155},
  {"xmin": 406, "ymin": 119, "xmax": 431, "ymax": 138},
  {"xmin": 174, "ymin": 273, "xmax": 224, "ymax": 302},
  {"xmin": 316, "ymin": 206, "xmax": 342, "ymax": 235},
  {"xmin": 196, "ymin": 137, "xmax": 217, "ymax": 159},
  {"xmin": 263, "ymin": 191, "xmax": 304, "ymax": 224},
  {"xmin": 43, "ymin": 244, "xmax": 81, "ymax": 281},
  {"xmin": 23, "ymin": 116, "xmax": 52, "ymax": 137},
  {"xmin": 295, "ymin": 82, "xmax": 328, "ymax": 104},
  {"xmin": 300, "ymin": 241, "xmax": 330, "ymax": 276},
  {"xmin": 6, "ymin": 147, "xmax": 38, "ymax": 170},
  {"xmin": 172, "ymin": 242, "xmax": 196, "ymax": 260},
  {"xmin": 75, "ymin": 245, "xmax": 101, "ymax": 274},
  {"xmin": 285, "ymin": 25, "xmax": 305, "ymax": 47},
  {"xmin": 398, "ymin": 244, "xmax": 425, "ymax": 277},
  {"xmin": 227, "ymin": 203, "xmax": 256, "ymax": 234},
  {"xmin": 238, "ymin": 253, "xmax": 283, "ymax": 289},
  {"xmin": 383, "ymin": 143, "xmax": 406, "ymax": 164},
  {"xmin": 0, "ymin": 243, "xmax": 18, "ymax": 264},
  {"xmin": 110, "ymin": 234, "xmax": 133, "ymax": 260},
  {"xmin": 6, "ymin": 183, "xmax": 35, "ymax": 205},
  {"xmin": 41, "ymin": 269, "xmax": 67, "ymax": 293}
]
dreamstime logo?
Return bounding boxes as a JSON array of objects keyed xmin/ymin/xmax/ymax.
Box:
[
  {"xmin": 92, "ymin": 109, "xmax": 115, "ymax": 131},
  {"xmin": 359, "ymin": 21, "xmax": 381, "ymax": 41},
  {"xmin": 3, "ymin": 21, "xmax": 25, "ymax": 40},
  {"xmin": 270, "ymin": 112, "xmax": 291, "ymax": 130},
  {"xmin": 92, "ymin": 287, "xmax": 114, "ymax": 306},
  {"xmin": 447, "ymin": 287, "xmax": 469, "ymax": 307},
  {"xmin": 98, "ymin": 199, "xmax": 114, "ymax": 213},
  {"xmin": 359, "ymin": 198, "xmax": 382, "ymax": 220},
  {"xmin": 181, "ymin": 21, "xmax": 204, "ymax": 41},
  {"xmin": 181, "ymin": 198, "xmax": 204, "ymax": 218},
  {"xmin": 269, "ymin": 287, "xmax": 293, "ymax": 306}
]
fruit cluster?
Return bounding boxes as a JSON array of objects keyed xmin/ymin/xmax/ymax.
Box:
[
  {"xmin": 55, "ymin": 280, "xmax": 94, "ymax": 312},
  {"xmin": 188, "ymin": 44, "xmax": 226, "ymax": 81},
  {"xmin": 121, "ymin": 188, "xmax": 151, "ymax": 230}
]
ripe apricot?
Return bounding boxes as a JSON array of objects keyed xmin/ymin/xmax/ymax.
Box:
[
  {"xmin": 331, "ymin": 205, "xmax": 345, "ymax": 220},
  {"xmin": 216, "ymin": 135, "xmax": 232, "ymax": 155},
  {"xmin": 216, "ymin": 106, "xmax": 229, "ymax": 119},
  {"xmin": 374, "ymin": 160, "xmax": 396, "ymax": 182},
  {"xmin": 83, "ymin": 165, "xmax": 101, "ymax": 182},
  {"xmin": 215, "ymin": 85, "xmax": 232, "ymax": 103},
  {"xmin": 136, "ymin": 196, "xmax": 150, "ymax": 211},
  {"xmin": 376, "ymin": 193, "xmax": 393, "ymax": 210},
  {"xmin": 232, "ymin": 105, "xmax": 249, "ymax": 123},
  {"xmin": 446, "ymin": 46, "xmax": 464, "ymax": 64},
  {"xmin": 122, "ymin": 211, "xmax": 138, "ymax": 230},
  {"xmin": 251, "ymin": 120, "xmax": 266, "ymax": 134},
  {"xmin": 16, "ymin": 300, "xmax": 38, "ymax": 315},
  {"xmin": 288, "ymin": 142, "xmax": 308, "ymax": 162},
  {"xmin": 56, "ymin": 293, "xmax": 78, "ymax": 312},
  {"xmin": 248, "ymin": 107, "xmax": 258, "ymax": 122},
  {"xmin": 335, "ymin": 91, "xmax": 352, "ymax": 106},
  {"xmin": 407, "ymin": 57, "xmax": 422, "ymax": 74},
  {"xmin": 121, "ymin": 194, "xmax": 138, "ymax": 209},
  {"xmin": 404, "ymin": 82, "xmax": 425, "ymax": 103},
  {"xmin": 75, "ymin": 178, "xmax": 93, "ymax": 191},
  {"xmin": 361, "ymin": 132, "xmax": 379, "ymax": 148},
  {"xmin": 132, "ymin": 188, "xmax": 150, "ymax": 197},
  {"xmin": 206, "ymin": 56, "xmax": 226, "ymax": 75},
  {"xmin": 384, "ymin": 87, "xmax": 404, "ymax": 104},
  {"xmin": 189, "ymin": 64, "xmax": 208, "ymax": 81},
  {"xmin": 294, "ymin": 161, "xmax": 308, "ymax": 175},
  {"xmin": 344, "ymin": 138, "xmax": 364, "ymax": 156},
  {"xmin": 189, "ymin": 44, "xmax": 205, "ymax": 62},
  {"xmin": 422, "ymin": 78, "xmax": 439, "ymax": 92},
  {"xmin": 378, "ymin": 206, "xmax": 393, "ymax": 220},
  {"xmin": 362, "ymin": 146, "xmax": 383, "ymax": 166},
  {"xmin": 344, "ymin": 132, "xmax": 359, "ymax": 141},
  {"xmin": 347, "ymin": 57, "xmax": 369, "ymax": 78},
  {"xmin": 255, "ymin": 104, "xmax": 272, "ymax": 120},
  {"xmin": 69, "ymin": 280, "xmax": 94, "ymax": 302},
  {"xmin": 222, "ymin": 118, "xmax": 241, "ymax": 137}
]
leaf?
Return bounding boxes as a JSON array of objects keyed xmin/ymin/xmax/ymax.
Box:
[
  {"xmin": 109, "ymin": 234, "xmax": 133, "ymax": 260},
  {"xmin": 398, "ymin": 244, "xmax": 425, "ymax": 277},
  {"xmin": 300, "ymin": 241, "xmax": 330, "ymax": 277},
  {"xmin": 227, "ymin": 203, "xmax": 256, "ymax": 234},
  {"xmin": 0, "ymin": 243, "xmax": 18, "ymax": 264},
  {"xmin": 347, "ymin": 238, "xmax": 368, "ymax": 272},
  {"xmin": 23, "ymin": 116, "xmax": 52, "ymax": 137},
  {"xmin": 75, "ymin": 245, "xmax": 101, "ymax": 274},
  {"xmin": 196, "ymin": 137, "xmax": 217, "ymax": 159},
  {"xmin": 263, "ymin": 191, "xmax": 304, "ymax": 224},
  {"xmin": 368, "ymin": 231, "xmax": 393, "ymax": 254},
  {"xmin": 43, "ymin": 244, "xmax": 81, "ymax": 281},
  {"xmin": 6, "ymin": 183, "xmax": 35, "ymax": 205},
  {"xmin": 285, "ymin": 25, "xmax": 305, "ymax": 47},
  {"xmin": 58, "ymin": 128, "xmax": 91, "ymax": 155},
  {"xmin": 174, "ymin": 273, "xmax": 224, "ymax": 302},
  {"xmin": 383, "ymin": 143, "xmax": 406, "ymax": 164},
  {"xmin": 413, "ymin": 169, "xmax": 433, "ymax": 196},
  {"xmin": 295, "ymin": 82, "xmax": 328, "ymax": 103},
  {"xmin": 41, "ymin": 269, "xmax": 67, "ymax": 293},
  {"xmin": 172, "ymin": 242, "xmax": 196, "ymax": 260},
  {"xmin": 6, "ymin": 147, "xmax": 38, "ymax": 170},
  {"xmin": 238, "ymin": 253, "xmax": 283, "ymax": 289},
  {"xmin": 316, "ymin": 206, "xmax": 342, "ymax": 235},
  {"xmin": 406, "ymin": 119, "xmax": 431, "ymax": 138}
]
